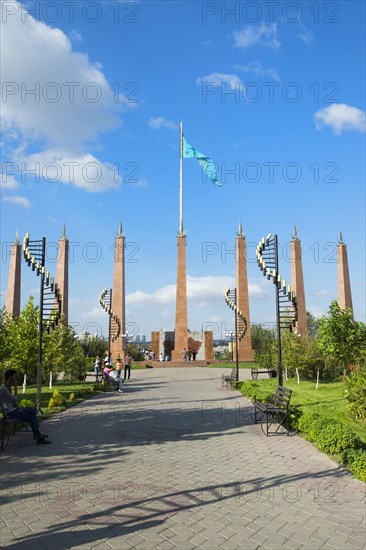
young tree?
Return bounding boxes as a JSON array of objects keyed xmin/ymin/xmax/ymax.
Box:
[
  {"xmin": 43, "ymin": 316, "xmax": 85, "ymax": 381},
  {"xmin": 6, "ymin": 297, "xmax": 39, "ymax": 382},
  {"xmin": 0, "ymin": 307, "xmax": 12, "ymax": 364},
  {"xmin": 318, "ymin": 300, "xmax": 366, "ymax": 373},
  {"xmin": 251, "ymin": 323, "xmax": 276, "ymax": 357}
]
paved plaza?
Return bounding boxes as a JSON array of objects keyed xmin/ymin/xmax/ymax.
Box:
[{"xmin": 0, "ymin": 368, "xmax": 365, "ymax": 550}]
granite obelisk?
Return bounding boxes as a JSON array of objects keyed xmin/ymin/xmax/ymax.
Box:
[
  {"xmin": 6, "ymin": 231, "xmax": 21, "ymax": 318},
  {"xmin": 111, "ymin": 222, "xmax": 126, "ymax": 360},
  {"xmin": 337, "ymin": 231, "xmax": 353, "ymax": 318},
  {"xmin": 291, "ymin": 226, "xmax": 307, "ymax": 337},
  {"xmin": 236, "ymin": 223, "xmax": 254, "ymax": 361},
  {"xmin": 56, "ymin": 225, "xmax": 69, "ymax": 323}
]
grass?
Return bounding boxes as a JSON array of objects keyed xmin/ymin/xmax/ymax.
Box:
[
  {"xmin": 207, "ymin": 361, "xmax": 257, "ymax": 369},
  {"xmin": 16, "ymin": 381, "xmax": 100, "ymax": 421},
  {"xmin": 237, "ymin": 378, "xmax": 366, "ymax": 444}
]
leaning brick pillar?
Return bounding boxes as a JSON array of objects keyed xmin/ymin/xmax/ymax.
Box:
[
  {"xmin": 236, "ymin": 224, "xmax": 254, "ymax": 361},
  {"xmin": 111, "ymin": 223, "xmax": 126, "ymax": 361},
  {"xmin": 291, "ymin": 226, "xmax": 307, "ymax": 337},
  {"xmin": 338, "ymin": 232, "xmax": 353, "ymax": 319}
]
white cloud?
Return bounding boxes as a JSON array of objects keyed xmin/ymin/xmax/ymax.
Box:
[
  {"xmin": 234, "ymin": 23, "xmax": 280, "ymax": 49},
  {"xmin": 297, "ymin": 23, "xmax": 313, "ymax": 47},
  {"xmin": 196, "ymin": 73, "xmax": 244, "ymax": 91},
  {"xmin": 126, "ymin": 275, "xmax": 267, "ymax": 308},
  {"xmin": 3, "ymin": 195, "xmax": 32, "ymax": 208},
  {"xmin": 0, "ymin": 174, "xmax": 18, "ymax": 189},
  {"xmin": 148, "ymin": 117, "xmax": 178, "ymax": 130},
  {"xmin": 314, "ymin": 103, "xmax": 366, "ymax": 134},
  {"xmin": 314, "ymin": 289, "xmax": 332, "ymax": 297},
  {"xmin": 20, "ymin": 150, "xmax": 120, "ymax": 192},
  {"xmin": 1, "ymin": 0, "xmax": 128, "ymax": 191},
  {"xmin": 237, "ymin": 62, "xmax": 280, "ymax": 82}
]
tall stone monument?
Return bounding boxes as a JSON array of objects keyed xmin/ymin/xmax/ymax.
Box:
[
  {"xmin": 236, "ymin": 223, "xmax": 254, "ymax": 361},
  {"xmin": 172, "ymin": 226, "xmax": 188, "ymax": 360},
  {"xmin": 111, "ymin": 222, "xmax": 126, "ymax": 360},
  {"xmin": 6, "ymin": 231, "xmax": 21, "ymax": 318},
  {"xmin": 337, "ymin": 231, "xmax": 353, "ymax": 318},
  {"xmin": 291, "ymin": 226, "xmax": 307, "ymax": 337},
  {"xmin": 56, "ymin": 225, "xmax": 69, "ymax": 323}
]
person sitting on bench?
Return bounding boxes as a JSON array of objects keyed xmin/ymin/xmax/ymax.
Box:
[
  {"xmin": 103, "ymin": 365, "xmax": 123, "ymax": 393},
  {"xmin": 0, "ymin": 369, "xmax": 51, "ymax": 445}
]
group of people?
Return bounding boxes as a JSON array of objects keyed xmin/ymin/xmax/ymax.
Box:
[
  {"xmin": 94, "ymin": 351, "xmax": 133, "ymax": 392},
  {"xmin": 182, "ymin": 348, "xmax": 197, "ymax": 361}
]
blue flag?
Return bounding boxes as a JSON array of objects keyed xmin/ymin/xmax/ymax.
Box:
[{"xmin": 183, "ymin": 136, "xmax": 221, "ymax": 187}]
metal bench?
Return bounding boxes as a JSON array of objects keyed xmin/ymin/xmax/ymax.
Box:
[
  {"xmin": 221, "ymin": 368, "xmax": 237, "ymax": 388},
  {"xmin": 251, "ymin": 367, "xmax": 277, "ymax": 380},
  {"xmin": 254, "ymin": 385, "xmax": 292, "ymax": 436},
  {"xmin": 101, "ymin": 372, "xmax": 119, "ymax": 393},
  {"xmin": 1, "ymin": 403, "xmax": 34, "ymax": 451}
]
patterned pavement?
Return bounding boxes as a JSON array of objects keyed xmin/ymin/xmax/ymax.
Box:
[{"xmin": 0, "ymin": 367, "xmax": 365, "ymax": 550}]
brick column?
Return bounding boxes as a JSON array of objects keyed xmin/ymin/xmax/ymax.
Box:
[
  {"xmin": 172, "ymin": 234, "xmax": 188, "ymax": 361},
  {"xmin": 291, "ymin": 227, "xmax": 307, "ymax": 337},
  {"xmin": 56, "ymin": 226, "xmax": 69, "ymax": 323},
  {"xmin": 111, "ymin": 224, "xmax": 126, "ymax": 361},
  {"xmin": 6, "ymin": 234, "xmax": 21, "ymax": 318},
  {"xmin": 204, "ymin": 331, "xmax": 214, "ymax": 361},
  {"xmin": 338, "ymin": 233, "xmax": 353, "ymax": 318},
  {"xmin": 236, "ymin": 225, "xmax": 254, "ymax": 361}
]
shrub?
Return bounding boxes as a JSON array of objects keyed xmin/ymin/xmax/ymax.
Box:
[
  {"xmin": 48, "ymin": 389, "xmax": 66, "ymax": 409},
  {"xmin": 340, "ymin": 449, "xmax": 366, "ymax": 482},
  {"xmin": 18, "ymin": 399, "xmax": 35, "ymax": 408},
  {"xmin": 345, "ymin": 368, "xmax": 366, "ymax": 420},
  {"xmin": 298, "ymin": 412, "xmax": 361, "ymax": 454}
]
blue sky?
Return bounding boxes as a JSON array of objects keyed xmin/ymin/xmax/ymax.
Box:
[{"xmin": 1, "ymin": 0, "xmax": 365, "ymax": 340}]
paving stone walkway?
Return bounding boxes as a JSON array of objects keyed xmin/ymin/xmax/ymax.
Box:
[{"xmin": 0, "ymin": 368, "xmax": 365, "ymax": 550}]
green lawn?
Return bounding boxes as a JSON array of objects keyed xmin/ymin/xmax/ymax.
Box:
[
  {"xmin": 207, "ymin": 362, "xmax": 257, "ymax": 369},
  {"xmin": 16, "ymin": 382, "xmax": 100, "ymax": 420},
  {"xmin": 238, "ymin": 378, "xmax": 366, "ymax": 444}
]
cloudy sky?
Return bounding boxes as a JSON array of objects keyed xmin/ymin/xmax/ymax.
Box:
[{"xmin": 1, "ymin": 0, "xmax": 365, "ymax": 340}]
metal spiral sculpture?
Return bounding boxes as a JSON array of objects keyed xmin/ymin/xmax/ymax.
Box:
[
  {"xmin": 23, "ymin": 232, "xmax": 62, "ymax": 333},
  {"xmin": 224, "ymin": 287, "xmax": 247, "ymax": 341},
  {"xmin": 99, "ymin": 288, "xmax": 121, "ymax": 342},
  {"xmin": 256, "ymin": 233, "xmax": 298, "ymax": 331}
]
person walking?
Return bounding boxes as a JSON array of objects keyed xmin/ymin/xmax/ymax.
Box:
[
  {"xmin": 94, "ymin": 355, "xmax": 101, "ymax": 381},
  {"xmin": 124, "ymin": 352, "xmax": 133, "ymax": 380},
  {"xmin": 182, "ymin": 348, "xmax": 187, "ymax": 361}
]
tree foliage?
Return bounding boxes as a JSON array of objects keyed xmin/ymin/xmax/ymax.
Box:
[
  {"xmin": 43, "ymin": 316, "xmax": 86, "ymax": 381},
  {"xmin": 5, "ymin": 297, "xmax": 39, "ymax": 382},
  {"xmin": 251, "ymin": 323, "xmax": 276, "ymax": 357},
  {"xmin": 318, "ymin": 300, "xmax": 366, "ymax": 372}
]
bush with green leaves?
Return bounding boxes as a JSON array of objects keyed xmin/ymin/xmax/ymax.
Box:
[
  {"xmin": 345, "ymin": 367, "xmax": 366, "ymax": 420},
  {"xmin": 298, "ymin": 412, "xmax": 361, "ymax": 454},
  {"xmin": 48, "ymin": 389, "xmax": 66, "ymax": 409},
  {"xmin": 340, "ymin": 449, "xmax": 366, "ymax": 482}
]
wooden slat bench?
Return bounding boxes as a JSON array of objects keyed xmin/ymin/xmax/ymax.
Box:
[
  {"xmin": 251, "ymin": 368, "xmax": 277, "ymax": 380},
  {"xmin": 221, "ymin": 368, "xmax": 237, "ymax": 388},
  {"xmin": 254, "ymin": 385, "xmax": 292, "ymax": 436}
]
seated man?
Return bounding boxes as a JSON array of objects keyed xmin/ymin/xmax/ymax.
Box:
[
  {"xmin": 103, "ymin": 365, "xmax": 123, "ymax": 393},
  {"xmin": 0, "ymin": 369, "xmax": 51, "ymax": 444}
]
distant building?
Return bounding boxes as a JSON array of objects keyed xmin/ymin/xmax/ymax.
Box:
[
  {"xmin": 136, "ymin": 335, "xmax": 141, "ymax": 343},
  {"xmin": 142, "ymin": 335, "xmax": 146, "ymax": 343}
]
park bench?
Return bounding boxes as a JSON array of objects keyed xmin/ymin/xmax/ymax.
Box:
[
  {"xmin": 221, "ymin": 368, "xmax": 237, "ymax": 388},
  {"xmin": 254, "ymin": 385, "xmax": 292, "ymax": 436},
  {"xmin": 1, "ymin": 410, "xmax": 18, "ymax": 451},
  {"xmin": 101, "ymin": 372, "xmax": 120, "ymax": 393},
  {"xmin": 251, "ymin": 367, "xmax": 277, "ymax": 380},
  {"xmin": 0, "ymin": 403, "xmax": 35, "ymax": 451}
]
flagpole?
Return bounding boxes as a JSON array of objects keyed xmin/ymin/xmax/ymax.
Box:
[{"xmin": 179, "ymin": 120, "xmax": 183, "ymax": 235}]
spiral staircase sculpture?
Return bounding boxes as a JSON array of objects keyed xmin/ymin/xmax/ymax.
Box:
[
  {"xmin": 23, "ymin": 232, "xmax": 62, "ymax": 333},
  {"xmin": 224, "ymin": 287, "xmax": 248, "ymax": 381},
  {"xmin": 255, "ymin": 233, "xmax": 298, "ymax": 385},
  {"xmin": 99, "ymin": 287, "xmax": 121, "ymax": 343}
]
